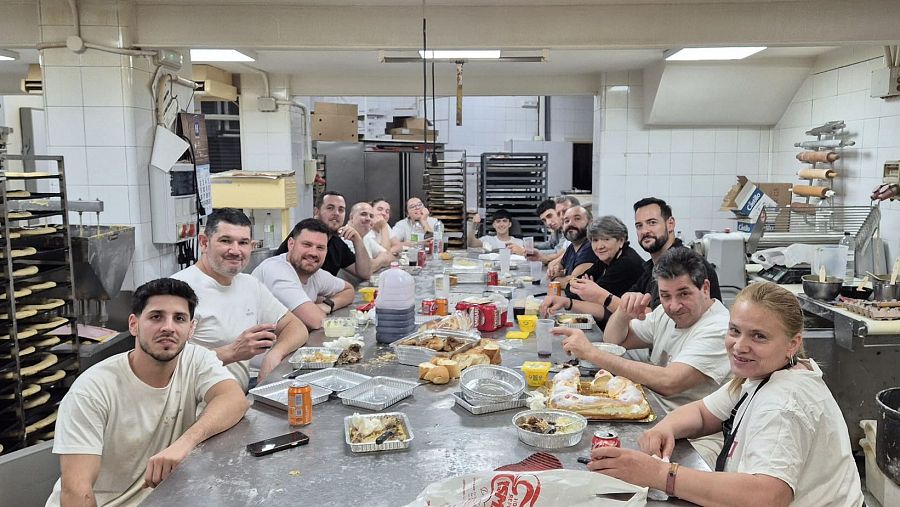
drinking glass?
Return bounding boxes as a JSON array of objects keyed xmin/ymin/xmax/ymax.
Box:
[{"xmin": 536, "ymin": 319, "xmax": 554, "ymax": 356}]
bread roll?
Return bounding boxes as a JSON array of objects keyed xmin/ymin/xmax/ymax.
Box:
[
  {"xmin": 419, "ymin": 362, "xmax": 437, "ymax": 379},
  {"xmin": 482, "ymin": 341, "xmax": 501, "ymax": 365},
  {"xmin": 435, "ymin": 358, "xmax": 460, "ymax": 378},
  {"xmin": 423, "ymin": 365, "xmax": 450, "ymax": 384}
]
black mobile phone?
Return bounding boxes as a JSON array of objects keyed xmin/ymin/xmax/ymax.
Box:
[{"xmin": 246, "ymin": 431, "xmax": 310, "ymax": 457}]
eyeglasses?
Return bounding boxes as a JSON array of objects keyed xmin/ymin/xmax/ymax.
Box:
[{"xmin": 408, "ymin": 203, "xmax": 424, "ymax": 210}]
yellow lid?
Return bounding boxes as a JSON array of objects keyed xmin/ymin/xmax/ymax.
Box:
[
  {"xmin": 521, "ymin": 361, "xmax": 552, "ymax": 372},
  {"xmin": 505, "ymin": 330, "xmax": 530, "ymax": 340}
]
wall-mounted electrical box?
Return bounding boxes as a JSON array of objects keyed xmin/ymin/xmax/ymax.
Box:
[
  {"xmin": 149, "ymin": 162, "xmax": 198, "ymax": 243},
  {"xmin": 870, "ymin": 67, "xmax": 900, "ymax": 98}
]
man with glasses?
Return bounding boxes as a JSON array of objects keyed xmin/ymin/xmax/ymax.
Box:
[{"xmin": 391, "ymin": 197, "xmax": 442, "ymax": 245}]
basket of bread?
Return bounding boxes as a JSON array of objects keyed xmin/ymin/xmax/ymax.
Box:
[
  {"xmin": 547, "ymin": 366, "xmax": 653, "ymax": 421},
  {"xmin": 417, "ymin": 338, "xmax": 503, "ymax": 385}
]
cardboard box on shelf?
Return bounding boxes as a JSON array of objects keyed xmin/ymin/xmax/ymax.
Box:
[
  {"xmin": 314, "ymin": 102, "xmax": 359, "ymax": 117},
  {"xmin": 391, "ymin": 133, "xmax": 439, "ymax": 141},
  {"xmin": 403, "ymin": 117, "xmax": 432, "ymax": 130},
  {"xmin": 721, "ymin": 176, "xmax": 792, "ymax": 232},
  {"xmin": 312, "ymin": 113, "xmax": 358, "ymax": 142}
]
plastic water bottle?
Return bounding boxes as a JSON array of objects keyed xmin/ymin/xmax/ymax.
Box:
[
  {"xmin": 840, "ymin": 232, "xmax": 855, "ymax": 282},
  {"xmin": 411, "ymin": 222, "xmax": 425, "ymax": 244},
  {"xmin": 432, "ymin": 222, "xmax": 444, "ymax": 259},
  {"xmin": 263, "ymin": 212, "xmax": 275, "ymax": 249},
  {"xmin": 375, "ymin": 263, "xmax": 417, "ymax": 343}
]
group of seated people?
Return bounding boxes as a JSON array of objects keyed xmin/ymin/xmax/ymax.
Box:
[{"xmin": 46, "ymin": 190, "xmax": 864, "ymax": 506}]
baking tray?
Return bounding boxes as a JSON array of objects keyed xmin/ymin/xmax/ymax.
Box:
[
  {"xmin": 338, "ymin": 376, "xmax": 419, "ymax": 411},
  {"xmin": 391, "ymin": 330, "xmax": 479, "ymax": 366},
  {"xmin": 249, "ymin": 379, "xmax": 332, "ymax": 411},
  {"xmin": 548, "ymin": 382, "xmax": 657, "ymax": 423},
  {"xmin": 452, "ymin": 391, "xmax": 528, "ymax": 415},
  {"xmin": 343, "ymin": 412, "xmax": 414, "ymax": 453},
  {"xmin": 291, "ymin": 368, "xmax": 371, "ymax": 393},
  {"xmin": 288, "ymin": 347, "xmax": 341, "ymax": 369}
]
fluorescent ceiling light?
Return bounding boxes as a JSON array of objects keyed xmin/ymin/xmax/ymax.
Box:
[
  {"xmin": 608, "ymin": 85, "xmax": 630, "ymax": 92},
  {"xmin": 0, "ymin": 49, "xmax": 20, "ymax": 61},
  {"xmin": 190, "ymin": 49, "xmax": 255, "ymax": 62},
  {"xmin": 665, "ymin": 47, "xmax": 766, "ymax": 61},
  {"xmin": 418, "ymin": 50, "xmax": 501, "ymax": 60}
]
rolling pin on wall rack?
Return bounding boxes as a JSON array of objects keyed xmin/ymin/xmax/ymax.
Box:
[{"xmin": 792, "ymin": 120, "xmax": 855, "ymax": 205}]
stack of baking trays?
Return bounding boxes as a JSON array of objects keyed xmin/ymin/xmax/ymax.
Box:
[
  {"xmin": 423, "ymin": 150, "xmax": 466, "ymax": 249},
  {"xmin": 0, "ymin": 155, "xmax": 78, "ymax": 456},
  {"xmin": 479, "ymin": 153, "xmax": 548, "ymax": 239}
]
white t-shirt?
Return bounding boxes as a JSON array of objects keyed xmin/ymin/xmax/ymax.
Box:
[
  {"xmin": 46, "ymin": 344, "xmax": 233, "ymax": 507},
  {"xmin": 391, "ymin": 217, "xmax": 441, "ymax": 242},
  {"xmin": 252, "ymin": 253, "xmax": 346, "ymax": 309},
  {"xmin": 703, "ymin": 360, "xmax": 863, "ymax": 507},
  {"xmin": 346, "ymin": 230, "xmax": 386, "ymax": 258},
  {"xmin": 479, "ymin": 235, "xmax": 524, "ymax": 251},
  {"xmin": 171, "ymin": 265, "xmax": 288, "ymax": 390}
]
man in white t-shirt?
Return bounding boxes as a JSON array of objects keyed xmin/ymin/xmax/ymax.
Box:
[
  {"xmin": 370, "ymin": 198, "xmax": 402, "ymax": 254},
  {"xmin": 172, "ymin": 208, "xmax": 308, "ymax": 390},
  {"xmin": 391, "ymin": 196, "xmax": 442, "ymax": 244},
  {"xmin": 47, "ymin": 278, "xmax": 248, "ymax": 507},
  {"xmin": 253, "ymin": 218, "xmax": 356, "ymax": 330},
  {"xmin": 346, "ymin": 202, "xmax": 394, "ymax": 271},
  {"xmin": 555, "ymin": 247, "xmax": 730, "ymax": 466},
  {"xmin": 466, "ymin": 208, "xmax": 525, "ymax": 251}
]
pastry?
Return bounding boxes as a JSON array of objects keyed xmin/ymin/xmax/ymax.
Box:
[
  {"xmin": 7, "ymin": 211, "xmax": 32, "ymax": 219},
  {"xmin": 7, "ymin": 190, "xmax": 31, "ymax": 198},
  {"xmin": 0, "ymin": 309, "xmax": 37, "ymax": 320},
  {"xmin": 548, "ymin": 366, "xmax": 651, "ymax": 420},
  {"xmin": 34, "ymin": 369, "xmax": 65, "ymax": 385},
  {"xmin": 25, "ymin": 316, "xmax": 69, "ymax": 331},
  {"xmin": 30, "ymin": 335, "xmax": 60, "ymax": 349},
  {"xmin": 0, "ymin": 328, "xmax": 37, "ymax": 341},
  {"xmin": 21, "ymin": 298, "xmax": 65, "ymax": 311},
  {"xmin": 4, "ymin": 171, "xmax": 52, "ymax": 178},
  {"xmin": 21, "ymin": 391, "xmax": 50, "ymax": 410},
  {"xmin": 0, "ymin": 231, "xmax": 21, "ymax": 239},
  {"xmin": 17, "ymin": 226, "xmax": 56, "ymax": 237},
  {"xmin": 0, "ymin": 383, "xmax": 40, "ymax": 400},
  {"xmin": 10, "ymin": 265, "xmax": 39, "ymax": 278},
  {"xmin": 0, "ymin": 353, "xmax": 57, "ymax": 378},
  {"xmin": 589, "ymin": 369, "xmax": 613, "ymax": 392},
  {"xmin": 24, "ymin": 281, "xmax": 56, "ymax": 293},
  {"xmin": 0, "ymin": 288, "xmax": 32, "ymax": 300},
  {"xmin": 0, "ymin": 247, "xmax": 37, "ymax": 259},
  {"xmin": 25, "ymin": 410, "xmax": 57, "ymax": 434},
  {"xmin": 0, "ymin": 345, "xmax": 35, "ymax": 359}
]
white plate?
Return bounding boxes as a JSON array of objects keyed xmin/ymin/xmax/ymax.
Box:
[{"xmin": 579, "ymin": 343, "xmax": 626, "ymax": 368}]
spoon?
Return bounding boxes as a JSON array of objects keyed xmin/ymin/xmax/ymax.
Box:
[
  {"xmin": 866, "ymin": 271, "xmax": 887, "ymax": 282},
  {"xmin": 856, "ymin": 276, "xmax": 870, "ymax": 291}
]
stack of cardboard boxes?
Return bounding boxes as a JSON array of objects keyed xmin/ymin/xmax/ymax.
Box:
[
  {"xmin": 312, "ymin": 102, "xmax": 359, "ymax": 142},
  {"xmin": 720, "ymin": 176, "xmax": 793, "ymax": 232},
  {"xmin": 387, "ymin": 117, "xmax": 438, "ymax": 142}
]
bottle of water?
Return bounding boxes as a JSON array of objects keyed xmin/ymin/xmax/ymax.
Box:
[
  {"xmin": 411, "ymin": 222, "xmax": 425, "ymax": 244},
  {"xmin": 263, "ymin": 212, "xmax": 275, "ymax": 249},
  {"xmin": 839, "ymin": 232, "xmax": 855, "ymax": 282},
  {"xmin": 432, "ymin": 222, "xmax": 444, "ymax": 259}
]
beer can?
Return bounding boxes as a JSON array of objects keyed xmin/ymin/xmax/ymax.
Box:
[
  {"xmin": 435, "ymin": 298, "xmax": 448, "ymax": 316},
  {"xmin": 591, "ymin": 430, "xmax": 620, "ymax": 449},
  {"xmin": 288, "ymin": 382, "xmax": 313, "ymax": 426},
  {"xmin": 487, "ymin": 271, "xmax": 499, "ymax": 286},
  {"xmin": 417, "ymin": 249, "xmax": 427, "ymax": 267},
  {"xmin": 548, "ymin": 281, "xmax": 562, "ymax": 296},
  {"xmin": 421, "ymin": 299, "xmax": 437, "ymax": 315}
]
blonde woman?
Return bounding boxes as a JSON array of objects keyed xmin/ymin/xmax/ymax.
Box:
[{"xmin": 585, "ymin": 282, "xmax": 863, "ymax": 506}]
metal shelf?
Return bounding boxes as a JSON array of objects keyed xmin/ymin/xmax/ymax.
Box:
[
  {"xmin": 479, "ymin": 153, "xmax": 548, "ymax": 238},
  {"xmin": 424, "ymin": 150, "xmax": 466, "ymax": 249}
]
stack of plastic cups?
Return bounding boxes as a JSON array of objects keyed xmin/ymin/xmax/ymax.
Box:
[{"xmin": 375, "ymin": 263, "xmax": 417, "ymax": 343}]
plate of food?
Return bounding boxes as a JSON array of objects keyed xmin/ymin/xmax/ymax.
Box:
[
  {"xmin": 344, "ymin": 412, "xmax": 414, "ymax": 452},
  {"xmin": 547, "ymin": 366, "xmax": 654, "ymax": 422},
  {"xmin": 288, "ymin": 347, "xmax": 341, "ymax": 369},
  {"xmin": 512, "ymin": 409, "xmax": 587, "ymax": 448},
  {"xmin": 555, "ymin": 313, "xmax": 595, "ymax": 330}
]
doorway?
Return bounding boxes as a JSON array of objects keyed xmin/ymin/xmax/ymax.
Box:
[{"xmin": 572, "ymin": 142, "xmax": 592, "ymax": 191}]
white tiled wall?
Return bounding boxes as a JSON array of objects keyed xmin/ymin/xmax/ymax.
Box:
[
  {"xmin": 549, "ymin": 96, "xmax": 594, "ymax": 142},
  {"xmin": 770, "ymin": 53, "xmax": 900, "ymax": 262},
  {"xmin": 594, "ymin": 71, "xmax": 773, "ymax": 252}
]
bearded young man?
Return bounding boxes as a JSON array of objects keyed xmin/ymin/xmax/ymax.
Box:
[
  {"xmin": 47, "ymin": 279, "xmax": 248, "ymax": 506},
  {"xmin": 547, "ymin": 205, "xmax": 599, "ymax": 288}
]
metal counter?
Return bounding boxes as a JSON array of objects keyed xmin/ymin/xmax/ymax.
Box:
[{"xmin": 143, "ymin": 259, "xmax": 707, "ymax": 506}]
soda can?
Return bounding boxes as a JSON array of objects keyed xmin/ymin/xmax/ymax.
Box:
[
  {"xmin": 418, "ymin": 249, "xmax": 427, "ymax": 268},
  {"xmin": 288, "ymin": 382, "xmax": 313, "ymax": 426},
  {"xmin": 591, "ymin": 430, "xmax": 620, "ymax": 450},
  {"xmin": 435, "ymin": 298, "xmax": 448, "ymax": 316},
  {"xmin": 487, "ymin": 271, "xmax": 499, "ymax": 286},
  {"xmin": 548, "ymin": 281, "xmax": 562, "ymax": 296},
  {"xmin": 421, "ymin": 299, "xmax": 437, "ymax": 315}
]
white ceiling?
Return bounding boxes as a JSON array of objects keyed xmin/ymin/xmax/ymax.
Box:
[{"xmin": 137, "ymin": 0, "xmax": 799, "ymax": 5}]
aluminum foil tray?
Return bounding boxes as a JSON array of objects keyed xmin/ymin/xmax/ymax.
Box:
[
  {"xmin": 249, "ymin": 380, "xmax": 332, "ymax": 411},
  {"xmin": 338, "ymin": 376, "xmax": 419, "ymax": 411},
  {"xmin": 512, "ymin": 409, "xmax": 587, "ymax": 449},
  {"xmin": 555, "ymin": 313, "xmax": 595, "ymax": 330},
  {"xmin": 291, "ymin": 368, "xmax": 371, "ymax": 392},
  {"xmin": 343, "ymin": 412, "xmax": 414, "ymax": 453},
  {"xmin": 460, "ymin": 365, "xmax": 526, "ymax": 404},
  {"xmin": 391, "ymin": 330, "xmax": 478, "ymax": 366},
  {"xmin": 451, "ymin": 391, "xmax": 528, "ymax": 415},
  {"xmin": 288, "ymin": 347, "xmax": 340, "ymax": 369}
]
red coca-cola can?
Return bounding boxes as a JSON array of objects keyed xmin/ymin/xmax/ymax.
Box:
[
  {"xmin": 420, "ymin": 299, "xmax": 437, "ymax": 315},
  {"xmin": 486, "ymin": 271, "xmax": 499, "ymax": 286},
  {"xmin": 418, "ymin": 249, "xmax": 427, "ymax": 267},
  {"xmin": 592, "ymin": 430, "xmax": 620, "ymax": 449}
]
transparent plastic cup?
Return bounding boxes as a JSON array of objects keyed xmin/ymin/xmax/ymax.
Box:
[
  {"xmin": 529, "ymin": 261, "xmax": 542, "ymax": 282},
  {"xmin": 536, "ymin": 319, "xmax": 554, "ymax": 356},
  {"xmin": 524, "ymin": 236, "xmax": 535, "ymax": 255}
]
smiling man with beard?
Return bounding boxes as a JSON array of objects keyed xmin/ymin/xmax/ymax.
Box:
[
  {"xmin": 47, "ymin": 278, "xmax": 248, "ymax": 506},
  {"xmin": 548, "ymin": 205, "xmax": 599, "ymax": 288},
  {"xmin": 253, "ymin": 218, "xmax": 356, "ymax": 330}
]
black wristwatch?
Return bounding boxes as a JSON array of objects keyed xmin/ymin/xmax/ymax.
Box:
[
  {"xmin": 323, "ymin": 297, "xmax": 335, "ymax": 314},
  {"xmin": 602, "ymin": 293, "xmax": 614, "ymax": 309}
]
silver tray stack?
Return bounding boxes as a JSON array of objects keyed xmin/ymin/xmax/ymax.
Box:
[
  {"xmin": 291, "ymin": 368, "xmax": 371, "ymax": 392},
  {"xmin": 460, "ymin": 365, "xmax": 526, "ymax": 405},
  {"xmin": 451, "ymin": 391, "xmax": 528, "ymax": 415},
  {"xmin": 338, "ymin": 376, "xmax": 419, "ymax": 411},
  {"xmin": 249, "ymin": 380, "xmax": 333, "ymax": 411},
  {"xmin": 343, "ymin": 412, "xmax": 414, "ymax": 453}
]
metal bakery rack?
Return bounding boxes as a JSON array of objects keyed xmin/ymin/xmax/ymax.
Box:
[
  {"xmin": 424, "ymin": 149, "xmax": 466, "ymax": 249},
  {"xmin": 0, "ymin": 154, "xmax": 78, "ymax": 456},
  {"xmin": 479, "ymin": 153, "xmax": 548, "ymax": 239}
]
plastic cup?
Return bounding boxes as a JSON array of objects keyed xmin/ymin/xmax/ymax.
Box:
[
  {"xmin": 524, "ymin": 236, "xmax": 535, "ymax": 255},
  {"xmin": 499, "ymin": 248, "xmax": 511, "ymax": 274},
  {"xmin": 517, "ymin": 314, "xmax": 538, "ymax": 333},
  {"xmin": 536, "ymin": 319, "xmax": 554, "ymax": 356},
  {"xmin": 529, "ymin": 261, "xmax": 542, "ymax": 282}
]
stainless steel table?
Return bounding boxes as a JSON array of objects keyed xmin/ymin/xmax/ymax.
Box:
[{"xmin": 143, "ymin": 258, "xmax": 706, "ymax": 506}]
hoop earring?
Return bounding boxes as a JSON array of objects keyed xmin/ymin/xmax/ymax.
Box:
[{"xmin": 788, "ymin": 355, "xmax": 797, "ymax": 367}]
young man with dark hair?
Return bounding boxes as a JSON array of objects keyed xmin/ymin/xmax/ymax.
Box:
[
  {"xmin": 253, "ymin": 218, "xmax": 356, "ymax": 330},
  {"xmin": 347, "ymin": 202, "xmax": 395, "ymax": 271},
  {"xmin": 529, "ymin": 198, "xmax": 570, "ymax": 264},
  {"xmin": 48, "ymin": 278, "xmax": 248, "ymax": 506},
  {"xmin": 308, "ymin": 190, "xmax": 373, "ymax": 280},
  {"xmin": 466, "ymin": 208, "xmax": 524, "ymax": 251},
  {"xmin": 173, "ymin": 208, "xmax": 308, "ymax": 390},
  {"xmin": 370, "ymin": 197, "xmax": 402, "ymax": 254}
]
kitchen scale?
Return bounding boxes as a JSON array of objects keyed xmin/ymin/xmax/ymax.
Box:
[{"xmin": 757, "ymin": 264, "xmax": 810, "ymax": 284}]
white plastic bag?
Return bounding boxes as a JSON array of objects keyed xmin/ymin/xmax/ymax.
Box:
[{"xmin": 402, "ymin": 469, "xmax": 647, "ymax": 507}]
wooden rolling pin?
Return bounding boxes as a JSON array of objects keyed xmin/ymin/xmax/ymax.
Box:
[
  {"xmin": 792, "ymin": 185, "xmax": 834, "ymax": 198},
  {"xmin": 796, "ymin": 151, "xmax": 840, "ymax": 163},
  {"xmin": 797, "ymin": 168, "xmax": 837, "ymax": 180}
]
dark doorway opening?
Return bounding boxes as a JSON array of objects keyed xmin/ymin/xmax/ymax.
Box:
[{"xmin": 572, "ymin": 142, "xmax": 593, "ymax": 191}]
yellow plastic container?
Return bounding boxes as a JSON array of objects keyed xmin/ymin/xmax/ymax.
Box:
[
  {"xmin": 521, "ymin": 361, "xmax": 552, "ymax": 387},
  {"xmin": 505, "ymin": 330, "xmax": 530, "ymax": 340},
  {"xmin": 517, "ymin": 314, "xmax": 537, "ymax": 333},
  {"xmin": 359, "ymin": 287, "xmax": 377, "ymax": 302}
]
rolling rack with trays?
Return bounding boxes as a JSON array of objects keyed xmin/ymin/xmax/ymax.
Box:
[
  {"xmin": 423, "ymin": 149, "xmax": 466, "ymax": 249},
  {"xmin": 478, "ymin": 153, "xmax": 548, "ymax": 240},
  {"xmin": 0, "ymin": 154, "xmax": 79, "ymax": 456}
]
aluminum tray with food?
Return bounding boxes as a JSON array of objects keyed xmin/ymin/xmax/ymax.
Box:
[
  {"xmin": 338, "ymin": 376, "xmax": 419, "ymax": 411},
  {"xmin": 288, "ymin": 347, "xmax": 341, "ymax": 369},
  {"xmin": 391, "ymin": 330, "xmax": 479, "ymax": 366},
  {"xmin": 344, "ymin": 412, "xmax": 414, "ymax": 453},
  {"xmin": 451, "ymin": 391, "xmax": 528, "ymax": 415},
  {"xmin": 554, "ymin": 313, "xmax": 595, "ymax": 329},
  {"xmin": 249, "ymin": 380, "xmax": 332, "ymax": 411},
  {"xmin": 512, "ymin": 409, "xmax": 587, "ymax": 449},
  {"xmin": 291, "ymin": 368, "xmax": 371, "ymax": 392}
]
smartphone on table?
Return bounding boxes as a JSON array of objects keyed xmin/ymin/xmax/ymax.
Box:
[{"xmin": 246, "ymin": 431, "xmax": 310, "ymax": 457}]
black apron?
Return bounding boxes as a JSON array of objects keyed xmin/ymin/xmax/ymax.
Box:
[{"xmin": 714, "ymin": 362, "xmax": 792, "ymax": 472}]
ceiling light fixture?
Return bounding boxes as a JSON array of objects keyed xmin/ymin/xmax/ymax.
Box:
[
  {"xmin": 665, "ymin": 47, "xmax": 766, "ymax": 61},
  {"xmin": 0, "ymin": 49, "xmax": 20, "ymax": 61},
  {"xmin": 418, "ymin": 50, "xmax": 501, "ymax": 60},
  {"xmin": 190, "ymin": 49, "xmax": 255, "ymax": 62}
]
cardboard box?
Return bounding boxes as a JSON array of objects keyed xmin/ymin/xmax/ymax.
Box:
[
  {"xmin": 312, "ymin": 113, "xmax": 358, "ymax": 142},
  {"xmin": 314, "ymin": 102, "xmax": 358, "ymax": 117},
  {"xmin": 721, "ymin": 176, "xmax": 793, "ymax": 232},
  {"xmin": 192, "ymin": 65, "xmax": 232, "ymax": 84},
  {"xmin": 391, "ymin": 131, "xmax": 439, "ymax": 141},
  {"xmin": 403, "ymin": 117, "xmax": 433, "ymax": 130}
]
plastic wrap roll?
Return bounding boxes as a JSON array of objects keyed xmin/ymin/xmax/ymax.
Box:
[
  {"xmin": 792, "ymin": 185, "xmax": 832, "ymax": 198},
  {"xmin": 797, "ymin": 168, "xmax": 836, "ymax": 180},
  {"xmin": 796, "ymin": 151, "xmax": 840, "ymax": 163}
]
